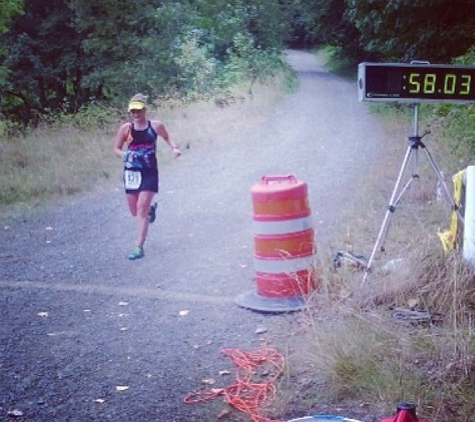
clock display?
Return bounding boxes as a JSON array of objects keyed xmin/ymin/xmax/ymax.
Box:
[{"xmin": 358, "ymin": 62, "xmax": 475, "ymax": 103}]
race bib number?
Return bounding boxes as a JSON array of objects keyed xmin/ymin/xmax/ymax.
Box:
[{"xmin": 124, "ymin": 170, "xmax": 142, "ymax": 190}]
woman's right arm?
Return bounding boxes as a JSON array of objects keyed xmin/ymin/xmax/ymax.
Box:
[{"xmin": 113, "ymin": 123, "xmax": 130, "ymax": 158}]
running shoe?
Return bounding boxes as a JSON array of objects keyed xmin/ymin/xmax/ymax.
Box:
[
  {"xmin": 148, "ymin": 202, "xmax": 157, "ymax": 223},
  {"xmin": 128, "ymin": 245, "xmax": 144, "ymax": 260}
]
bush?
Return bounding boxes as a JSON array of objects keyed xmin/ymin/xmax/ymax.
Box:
[
  {"xmin": 173, "ymin": 31, "xmax": 219, "ymax": 102},
  {"xmin": 51, "ymin": 103, "xmax": 121, "ymax": 131}
]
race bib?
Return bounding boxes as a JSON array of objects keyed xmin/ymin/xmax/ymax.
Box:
[{"xmin": 124, "ymin": 170, "xmax": 142, "ymax": 190}]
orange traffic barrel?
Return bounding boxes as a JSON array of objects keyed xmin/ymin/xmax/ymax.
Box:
[{"xmin": 235, "ymin": 175, "xmax": 317, "ymax": 312}]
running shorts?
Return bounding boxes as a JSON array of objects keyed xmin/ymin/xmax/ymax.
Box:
[{"xmin": 123, "ymin": 167, "xmax": 159, "ymax": 194}]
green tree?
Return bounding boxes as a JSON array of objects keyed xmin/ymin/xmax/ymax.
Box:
[
  {"xmin": 0, "ymin": 0, "xmax": 290, "ymax": 124},
  {"xmin": 0, "ymin": 0, "xmax": 84, "ymax": 123},
  {"xmin": 0, "ymin": 0, "xmax": 170, "ymax": 122},
  {"xmin": 279, "ymin": 0, "xmax": 364, "ymax": 61},
  {"xmin": 68, "ymin": 0, "xmax": 167, "ymax": 102},
  {"xmin": 0, "ymin": 0, "xmax": 23, "ymax": 33},
  {"xmin": 0, "ymin": 0, "xmax": 23, "ymax": 89},
  {"xmin": 346, "ymin": 0, "xmax": 475, "ymax": 62}
]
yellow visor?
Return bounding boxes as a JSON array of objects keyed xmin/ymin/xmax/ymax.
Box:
[{"xmin": 128, "ymin": 101, "xmax": 146, "ymax": 111}]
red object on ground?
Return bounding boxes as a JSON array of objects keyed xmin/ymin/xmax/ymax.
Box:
[
  {"xmin": 183, "ymin": 347, "xmax": 284, "ymax": 422},
  {"xmin": 250, "ymin": 174, "xmax": 317, "ymax": 298},
  {"xmin": 379, "ymin": 403, "xmax": 432, "ymax": 422}
]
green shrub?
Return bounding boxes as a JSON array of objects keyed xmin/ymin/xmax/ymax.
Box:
[
  {"xmin": 433, "ymin": 104, "xmax": 475, "ymax": 161},
  {"xmin": 222, "ymin": 33, "xmax": 287, "ymax": 93},
  {"xmin": 173, "ymin": 31, "xmax": 219, "ymax": 102},
  {"xmin": 51, "ymin": 103, "xmax": 121, "ymax": 131}
]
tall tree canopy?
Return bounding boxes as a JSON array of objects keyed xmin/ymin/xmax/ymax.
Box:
[
  {"xmin": 68, "ymin": 0, "xmax": 166, "ymax": 99},
  {"xmin": 0, "ymin": 0, "xmax": 83, "ymax": 123},
  {"xmin": 0, "ymin": 0, "xmax": 474, "ymax": 124},
  {"xmin": 0, "ymin": 0, "xmax": 23, "ymax": 33},
  {"xmin": 0, "ymin": 0, "xmax": 24, "ymax": 90},
  {"xmin": 0, "ymin": 0, "xmax": 289, "ymax": 123},
  {"xmin": 345, "ymin": 0, "xmax": 475, "ymax": 62}
]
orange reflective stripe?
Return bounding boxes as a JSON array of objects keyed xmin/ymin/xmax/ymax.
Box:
[{"xmin": 252, "ymin": 197, "xmax": 309, "ymax": 217}]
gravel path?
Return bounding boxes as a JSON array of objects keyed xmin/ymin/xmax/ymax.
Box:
[{"xmin": 0, "ymin": 50, "xmax": 391, "ymax": 422}]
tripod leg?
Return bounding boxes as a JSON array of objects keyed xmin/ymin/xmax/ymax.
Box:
[
  {"xmin": 393, "ymin": 173, "xmax": 419, "ymax": 209},
  {"xmin": 392, "ymin": 138, "xmax": 421, "ymax": 207},
  {"xmin": 422, "ymin": 146, "xmax": 464, "ymax": 224},
  {"xmin": 363, "ymin": 145, "xmax": 414, "ymax": 283}
]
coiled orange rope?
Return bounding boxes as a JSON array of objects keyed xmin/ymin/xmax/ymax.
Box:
[{"xmin": 184, "ymin": 346, "xmax": 284, "ymax": 422}]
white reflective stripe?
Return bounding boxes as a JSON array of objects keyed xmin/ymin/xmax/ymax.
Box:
[
  {"xmin": 253, "ymin": 216, "xmax": 313, "ymax": 235},
  {"xmin": 254, "ymin": 255, "xmax": 314, "ymax": 273}
]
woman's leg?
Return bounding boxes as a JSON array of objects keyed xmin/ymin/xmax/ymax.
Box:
[
  {"xmin": 126, "ymin": 192, "xmax": 139, "ymax": 216},
  {"xmin": 135, "ymin": 190, "xmax": 155, "ymax": 247}
]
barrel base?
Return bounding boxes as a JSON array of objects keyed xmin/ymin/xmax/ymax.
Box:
[{"xmin": 234, "ymin": 289, "xmax": 307, "ymax": 313}]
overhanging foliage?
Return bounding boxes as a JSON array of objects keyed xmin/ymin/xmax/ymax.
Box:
[{"xmin": 0, "ymin": 0, "xmax": 473, "ymax": 125}]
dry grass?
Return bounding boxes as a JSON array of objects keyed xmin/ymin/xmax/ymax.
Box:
[
  {"xmin": 276, "ymin": 250, "xmax": 475, "ymax": 420},
  {"xmin": 0, "ymin": 78, "xmax": 287, "ymax": 209},
  {"xmin": 253, "ymin": 102, "xmax": 475, "ymax": 422},
  {"xmin": 0, "ymin": 125, "xmax": 118, "ymax": 205},
  {"xmin": 274, "ymin": 107, "xmax": 475, "ymax": 422}
]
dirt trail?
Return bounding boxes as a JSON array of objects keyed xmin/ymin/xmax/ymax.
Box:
[{"xmin": 0, "ymin": 50, "xmax": 393, "ymax": 421}]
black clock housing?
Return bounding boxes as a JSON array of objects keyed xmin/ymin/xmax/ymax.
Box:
[{"xmin": 358, "ymin": 62, "xmax": 475, "ymax": 103}]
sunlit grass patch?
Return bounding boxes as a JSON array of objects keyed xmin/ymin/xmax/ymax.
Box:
[
  {"xmin": 0, "ymin": 75, "xmax": 291, "ymax": 208},
  {"xmin": 0, "ymin": 125, "xmax": 116, "ymax": 205},
  {"xmin": 282, "ymin": 234, "xmax": 475, "ymax": 420}
]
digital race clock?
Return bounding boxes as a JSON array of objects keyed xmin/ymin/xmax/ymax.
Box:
[{"xmin": 358, "ymin": 62, "xmax": 475, "ymax": 103}]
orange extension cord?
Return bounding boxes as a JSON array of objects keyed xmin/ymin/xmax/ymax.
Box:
[{"xmin": 184, "ymin": 347, "xmax": 285, "ymax": 422}]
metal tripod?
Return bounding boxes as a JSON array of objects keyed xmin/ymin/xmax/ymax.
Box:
[{"xmin": 362, "ymin": 104, "xmax": 464, "ymax": 282}]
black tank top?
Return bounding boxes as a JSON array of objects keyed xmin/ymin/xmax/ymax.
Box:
[
  {"xmin": 124, "ymin": 121, "xmax": 158, "ymax": 170},
  {"xmin": 129, "ymin": 121, "xmax": 158, "ymax": 148}
]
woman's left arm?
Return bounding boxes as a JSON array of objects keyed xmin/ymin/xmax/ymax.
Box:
[{"xmin": 154, "ymin": 120, "xmax": 181, "ymax": 158}]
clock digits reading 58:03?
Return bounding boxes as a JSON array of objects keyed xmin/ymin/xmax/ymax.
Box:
[
  {"xmin": 358, "ymin": 63, "xmax": 475, "ymax": 103},
  {"xmin": 406, "ymin": 72, "xmax": 472, "ymax": 95}
]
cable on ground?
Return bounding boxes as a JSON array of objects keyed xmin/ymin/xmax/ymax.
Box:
[{"xmin": 184, "ymin": 346, "xmax": 284, "ymax": 422}]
